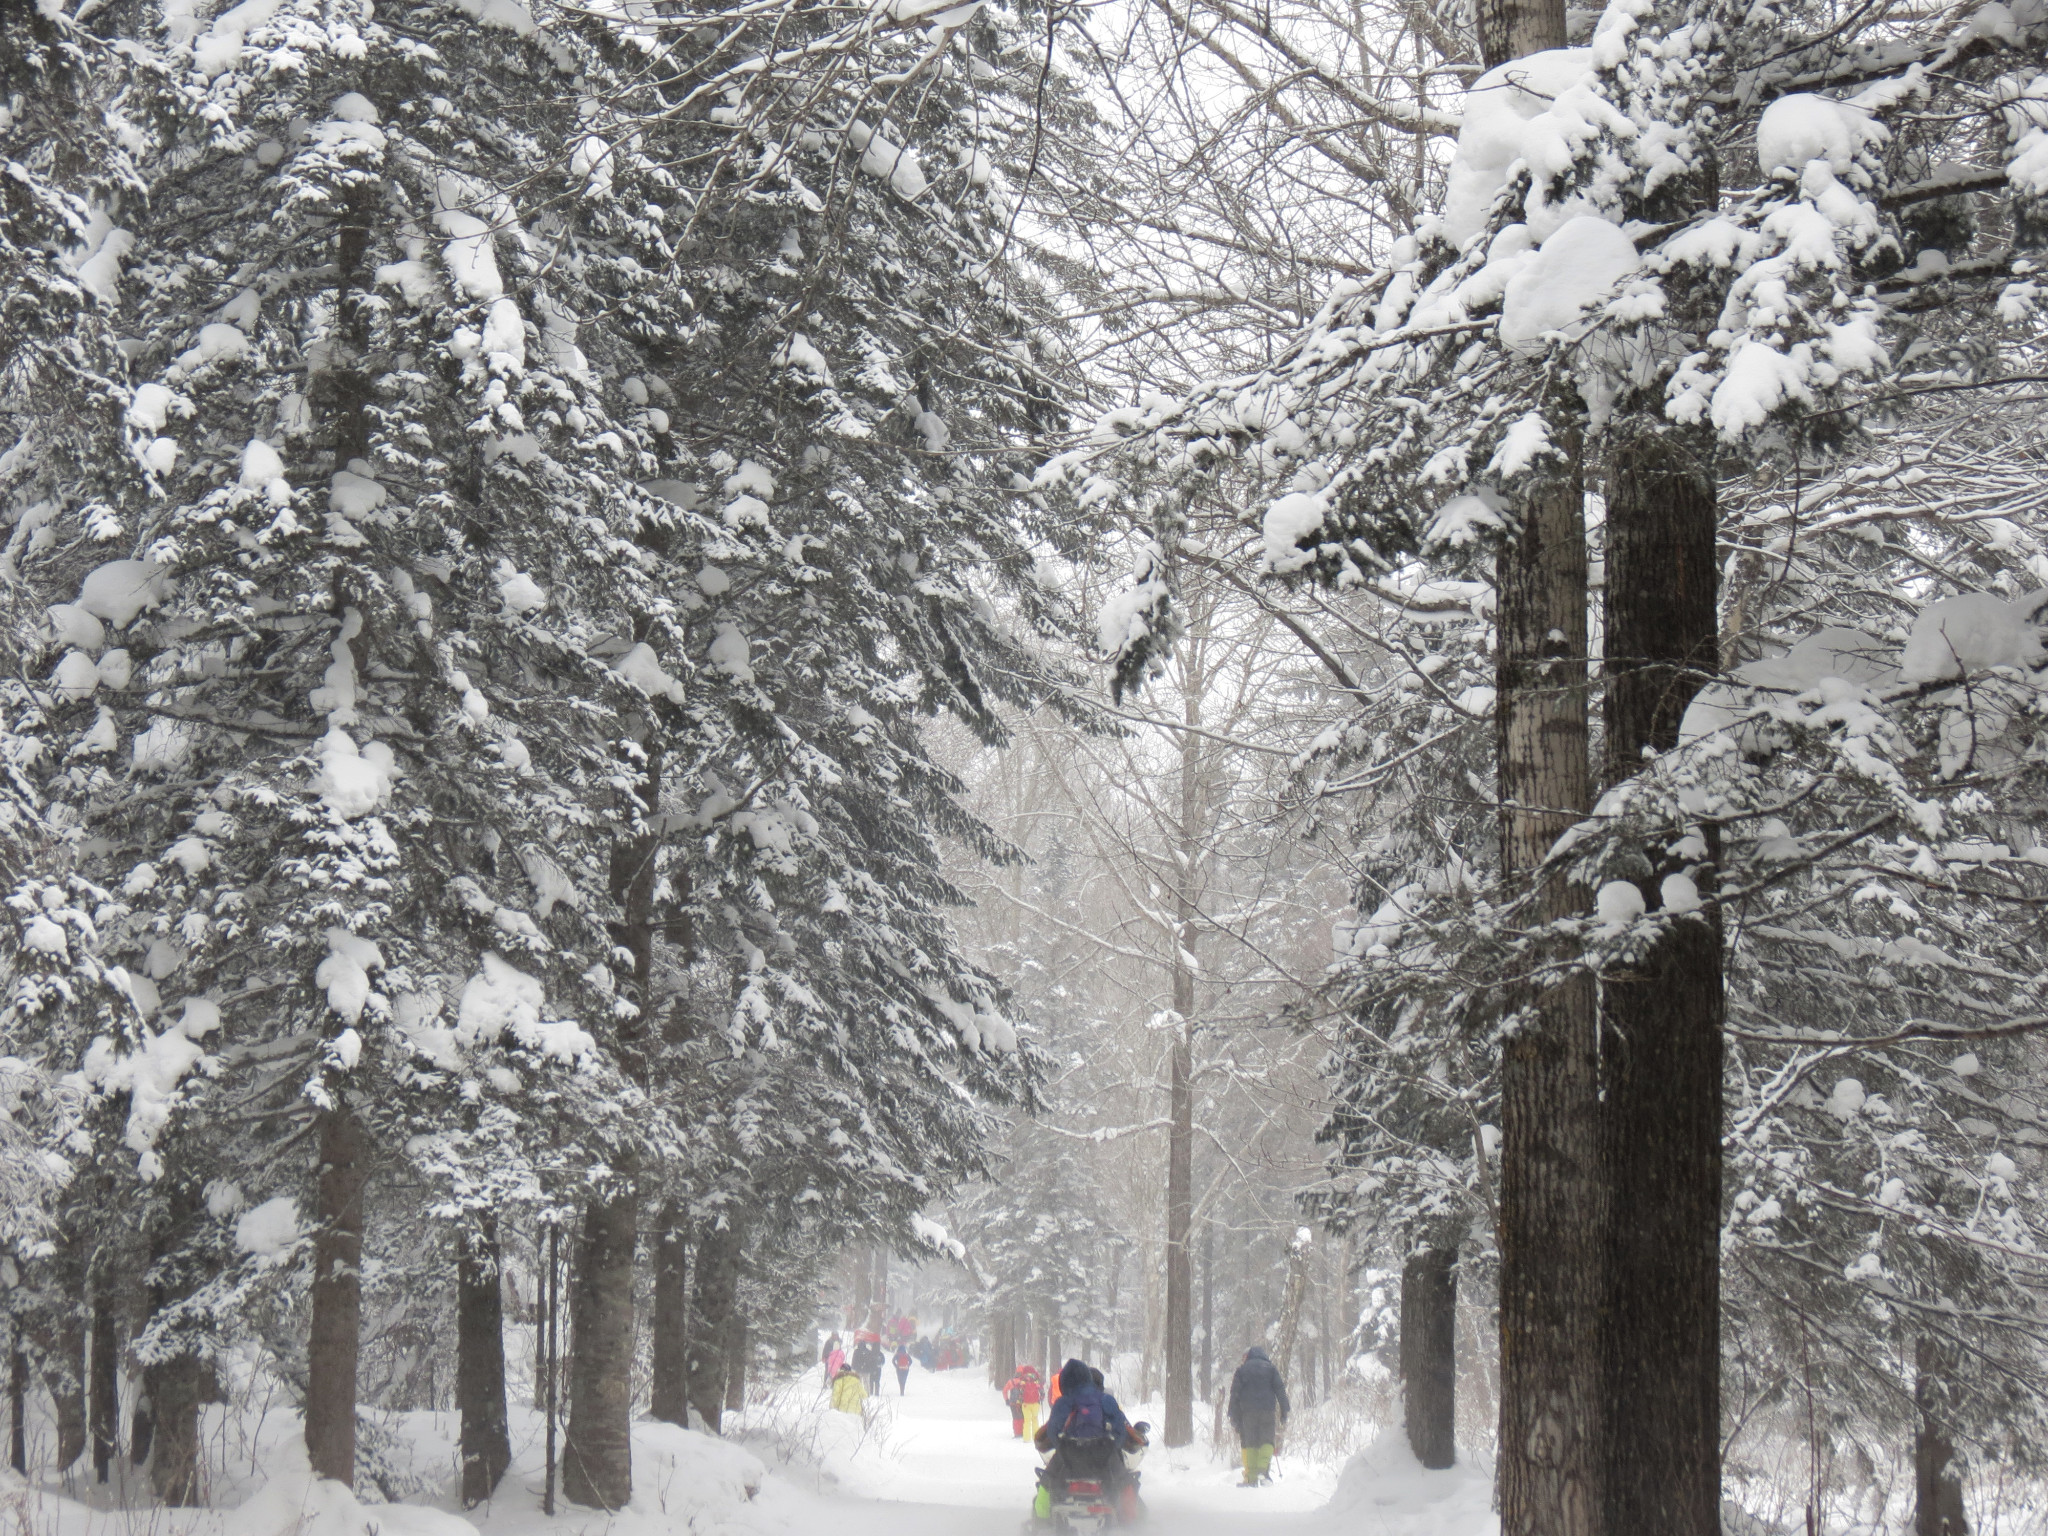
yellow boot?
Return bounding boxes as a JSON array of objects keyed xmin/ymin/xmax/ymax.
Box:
[{"xmin": 1241, "ymin": 1449, "xmax": 1258, "ymax": 1486}]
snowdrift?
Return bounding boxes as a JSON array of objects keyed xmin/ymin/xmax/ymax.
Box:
[{"xmin": 1322, "ymin": 1431, "xmax": 1499, "ymax": 1536}]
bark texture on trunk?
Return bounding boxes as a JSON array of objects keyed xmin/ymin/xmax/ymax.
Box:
[
  {"xmin": 8, "ymin": 1331, "xmax": 25, "ymax": 1474},
  {"xmin": 724, "ymin": 1322, "xmax": 747, "ymax": 1414},
  {"xmin": 457, "ymin": 1216, "xmax": 512, "ymax": 1507},
  {"xmin": 1400, "ymin": 1247, "xmax": 1458, "ymax": 1470},
  {"xmin": 1479, "ymin": 0, "xmax": 1566, "ymax": 68},
  {"xmin": 650, "ymin": 1206, "xmax": 689, "ymax": 1424},
  {"xmin": 1598, "ymin": 428, "xmax": 1724, "ymax": 1536},
  {"xmin": 48, "ymin": 1288, "xmax": 86, "ymax": 1470},
  {"xmin": 90, "ymin": 1298, "xmax": 118, "ymax": 1483},
  {"xmin": 1914, "ymin": 1339, "xmax": 1969, "ymax": 1536},
  {"xmin": 1163, "ymin": 1007, "xmax": 1194, "ymax": 1446},
  {"xmin": 687, "ymin": 1219, "xmax": 744, "ymax": 1433},
  {"xmin": 306, "ymin": 1098, "xmax": 365, "ymax": 1486},
  {"xmin": 562, "ymin": 1188, "xmax": 635, "ymax": 1509},
  {"xmin": 989, "ymin": 1312, "xmax": 1014, "ymax": 1386},
  {"xmin": 145, "ymin": 1355, "xmax": 201, "ymax": 1505},
  {"xmin": 1495, "ymin": 458, "xmax": 1603, "ymax": 1536},
  {"xmin": 1199, "ymin": 1221, "xmax": 1214, "ymax": 1401}
]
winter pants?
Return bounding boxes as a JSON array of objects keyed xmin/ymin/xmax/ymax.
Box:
[
  {"xmin": 897, "ymin": 1368, "xmax": 910, "ymax": 1395},
  {"xmin": 1237, "ymin": 1409, "xmax": 1277, "ymax": 1483},
  {"xmin": 1022, "ymin": 1402, "xmax": 1044, "ymax": 1439},
  {"xmin": 1012, "ymin": 1410, "xmax": 1025, "ymax": 1438}
]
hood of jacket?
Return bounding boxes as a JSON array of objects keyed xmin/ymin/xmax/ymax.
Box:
[
  {"xmin": 1245, "ymin": 1346, "xmax": 1271, "ymax": 1362},
  {"xmin": 1058, "ymin": 1357, "xmax": 1093, "ymax": 1395}
]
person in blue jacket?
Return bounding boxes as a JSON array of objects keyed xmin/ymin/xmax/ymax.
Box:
[{"xmin": 1031, "ymin": 1360, "xmax": 1146, "ymax": 1521}]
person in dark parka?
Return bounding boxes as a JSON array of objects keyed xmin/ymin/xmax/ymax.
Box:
[{"xmin": 1226, "ymin": 1345, "xmax": 1290, "ymax": 1485}]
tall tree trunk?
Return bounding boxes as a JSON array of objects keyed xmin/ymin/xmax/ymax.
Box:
[
  {"xmin": 562, "ymin": 1188, "xmax": 635, "ymax": 1509},
  {"xmin": 1400, "ymin": 1248, "xmax": 1457, "ymax": 1470},
  {"xmin": 1199, "ymin": 1220, "xmax": 1214, "ymax": 1402},
  {"xmin": 724, "ymin": 1321, "xmax": 747, "ymax": 1415},
  {"xmin": 1478, "ymin": 0, "xmax": 1565, "ymax": 68},
  {"xmin": 457, "ymin": 1215, "xmax": 512, "ymax": 1507},
  {"xmin": 306, "ymin": 1098, "xmax": 365, "ymax": 1486},
  {"xmin": 988, "ymin": 1311, "xmax": 1013, "ymax": 1387},
  {"xmin": 563, "ymin": 730, "xmax": 662, "ymax": 1506},
  {"xmin": 687, "ymin": 1217, "xmax": 744, "ymax": 1433},
  {"xmin": 8, "ymin": 1328, "xmax": 25, "ymax": 1474},
  {"xmin": 1598, "ymin": 424, "xmax": 1724, "ymax": 1536},
  {"xmin": 1914, "ymin": 1339, "xmax": 1969, "ymax": 1536},
  {"xmin": 52, "ymin": 1324, "xmax": 86, "ymax": 1470},
  {"xmin": 144, "ymin": 1355, "xmax": 200, "ymax": 1505},
  {"xmin": 650, "ymin": 1205, "xmax": 689, "ymax": 1424},
  {"xmin": 1495, "ymin": 441, "xmax": 1603, "ymax": 1536},
  {"xmin": 1163, "ymin": 1000, "xmax": 1194, "ymax": 1446},
  {"xmin": 46, "ymin": 1242, "xmax": 86, "ymax": 1471},
  {"xmin": 90, "ymin": 1295, "xmax": 118, "ymax": 1483}
]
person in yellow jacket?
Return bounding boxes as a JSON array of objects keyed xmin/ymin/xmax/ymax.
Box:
[{"xmin": 831, "ymin": 1364, "xmax": 868, "ymax": 1414}]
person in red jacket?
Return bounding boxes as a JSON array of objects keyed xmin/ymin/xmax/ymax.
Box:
[{"xmin": 1002, "ymin": 1364, "xmax": 1043, "ymax": 1437}]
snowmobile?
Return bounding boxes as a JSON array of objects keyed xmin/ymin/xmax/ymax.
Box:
[{"xmin": 1033, "ymin": 1422, "xmax": 1149, "ymax": 1532}]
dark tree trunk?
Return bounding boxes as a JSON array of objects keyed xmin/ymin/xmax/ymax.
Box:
[
  {"xmin": 49, "ymin": 1300, "xmax": 86, "ymax": 1471},
  {"xmin": 562, "ymin": 726, "xmax": 661, "ymax": 1508},
  {"xmin": 563, "ymin": 1188, "xmax": 635, "ymax": 1509},
  {"xmin": 1478, "ymin": 0, "xmax": 1566, "ymax": 68},
  {"xmin": 90, "ymin": 1297, "xmax": 118, "ymax": 1482},
  {"xmin": 687, "ymin": 1219, "xmax": 744, "ymax": 1433},
  {"xmin": 542, "ymin": 1223, "xmax": 560, "ymax": 1516},
  {"xmin": 1163, "ymin": 1000, "xmax": 1194, "ymax": 1447},
  {"xmin": 650, "ymin": 1205, "xmax": 690, "ymax": 1424},
  {"xmin": 989, "ymin": 1311, "xmax": 1013, "ymax": 1387},
  {"xmin": 1401, "ymin": 1248, "xmax": 1457, "ymax": 1470},
  {"xmin": 724, "ymin": 1322, "xmax": 747, "ymax": 1415},
  {"xmin": 457, "ymin": 1215, "xmax": 512, "ymax": 1507},
  {"xmin": 8, "ymin": 1329, "xmax": 25, "ymax": 1474},
  {"xmin": 129, "ymin": 1393, "xmax": 152, "ymax": 1468},
  {"xmin": 1495, "ymin": 447, "xmax": 1604, "ymax": 1536},
  {"xmin": 306, "ymin": 1098, "xmax": 365, "ymax": 1486},
  {"xmin": 1199, "ymin": 1221, "xmax": 1214, "ymax": 1401},
  {"xmin": 145, "ymin": 1354, "xmax": 201, "ymax": 1505},
  {"xmin": 1598, "ymin": 426, "xmax": 1724, "ymax": 1536},
  {"xmin": 1915, "ymin": 1339, "xmax": 1969, "ymax": 1536}
]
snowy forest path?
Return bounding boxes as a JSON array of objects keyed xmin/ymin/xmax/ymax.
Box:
[{"xmin": 780, "ymin": 1367, "xmax": 1327, "ymax": 1535}]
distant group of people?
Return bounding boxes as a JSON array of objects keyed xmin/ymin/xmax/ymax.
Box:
[{"xmin": 824, "ymin": 1325, "xmax": 965, "ymax": 1409}]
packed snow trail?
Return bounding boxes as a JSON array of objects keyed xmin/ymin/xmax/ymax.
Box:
[
  {"xmin": 1, "ymin": 1359, "xmax": 1492, "ymax": 1536},
  {"xmin": 750, "ymin": 1365, "xmax": 1338, "ymax": 1534}
]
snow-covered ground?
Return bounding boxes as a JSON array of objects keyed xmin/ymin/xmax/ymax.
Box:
[{"xmin": 1, "ymin": 1365, "xmax": 1495, "ymax": 1536}]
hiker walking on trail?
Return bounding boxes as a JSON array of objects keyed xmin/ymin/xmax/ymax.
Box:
[
  {"xmin": 894, "ymin": 1344, "xmax": 913, "ymax": 1395},
  {"xmin": 1227, "ymin": 1345, "xmax": 1290, "ymax": 1486}
]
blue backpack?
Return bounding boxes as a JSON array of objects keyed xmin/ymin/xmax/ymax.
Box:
[{"xmin": 1061, "ymin": 1386, "xmax": 1107, "ymax": 1440}]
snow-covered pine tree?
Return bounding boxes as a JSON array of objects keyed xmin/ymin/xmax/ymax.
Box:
[
  {"xmin": 8, "ymin": 0, "xmax": 1104, "ymax": 1508},
  {"xmin": 0, "ymin": 0, "xmax": 711, "ymax": 1501}
]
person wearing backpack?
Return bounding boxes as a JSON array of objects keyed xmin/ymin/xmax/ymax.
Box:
[
  {"xmin": 1030, "ymin": 1359, "xmax": 1145, "ymax": 1521},
  {"xmin": 1003, "ymin": 1366, "xmax": 1030, "ymax": 1437},
  {"xmin": 893, "ymin": 1344, "xmax": 913, "ymax": 1395}
]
